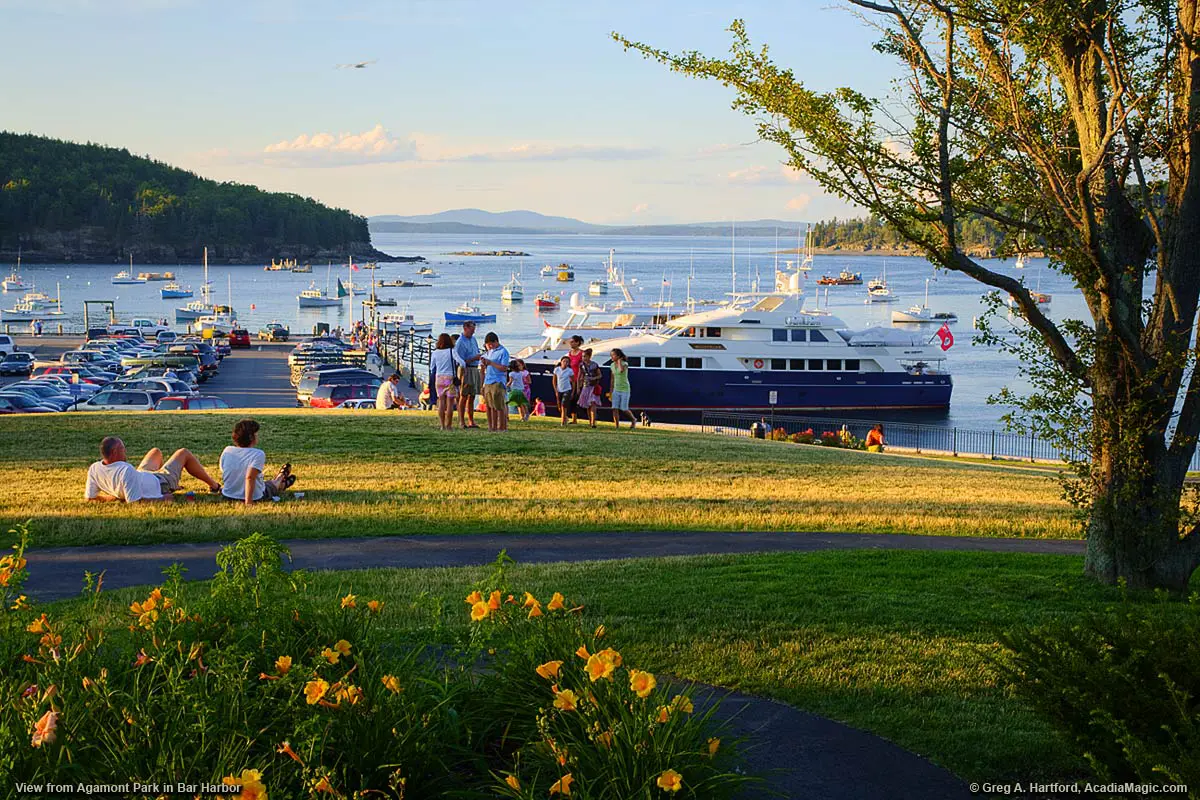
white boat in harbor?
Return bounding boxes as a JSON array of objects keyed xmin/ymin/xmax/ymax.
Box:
[
  {"xmin": 3, "ymin": 250, "xmax": 30, "ymax": 293},
  {"xmin": 891, "ymin": 278, "xmax": 956, "ymax": 323},
  {"xmin": 1, "ymin": 285, "xmax": 66, "ymax": 322},
  {"xmin": 501, "ymin": 274, "xmax": 524, "ymax": 302},
  {"xmin": 588, "ymin": 278, "xmax": 609, "ymax": 296},
  {"xmin": 540, "ymin": 264, "xmax": 557, "ymax": 278},
  {"xmin": 865, "ymin": 285, "xmax": 898, "ymax": 303},
  {"xmin": 197, "ymin": 313, "xmax": 236, "ymax": 335},
  {"xmin": 175, "ymin": 247, "xmax": 224, "ymax": 320},
  {"xmin": 380, "ymin": 309, "xmax": 433, "ymax": 333},
  {"xmin": 111, "ymin": 270, "xmax": 146, "ymax": 285},
  {"xmin": 298, "ymin": 284, "xmax": 342, "ymax": 308},
  {"xmin": 416, "ymin": 266, "xmax": 440, "ymax": 278}
]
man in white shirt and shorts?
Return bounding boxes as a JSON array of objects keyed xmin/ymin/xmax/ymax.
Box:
[{"xmin": 84, "ymin": 437, "xmax": 221, "ymax": 502}]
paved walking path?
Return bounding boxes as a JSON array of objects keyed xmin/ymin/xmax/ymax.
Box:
[
  {"xmin": 26, "ymin": 529, "xmax": 1084, "ymax": 601},
  {"xmin": 23, "ymin": 530, "xmax": 1084, "ymax": 798}
]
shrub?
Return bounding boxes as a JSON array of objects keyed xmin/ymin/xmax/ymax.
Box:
[
  {"xmin": 998, "ymin": 601, "xmax": 1200, "ymax": 788},
  {"xmin": 789, "ymin": 428, "xmax": 815, "ymax": 445},
  {"xmin": 820, "ymin": 431, "xmax": 841, "ymax": 447},
  {"xmin": 0, "ymin": 529, "xmax": 753, "ymax": 798},
  {"xmin": 769, "ymin": 427, "xmax": 790, "ymax": 441}
]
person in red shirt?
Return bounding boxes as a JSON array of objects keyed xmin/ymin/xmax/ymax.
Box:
[
  {"xmin": 865, "ymin": 424, "xmax": 885, "ymax": 452},
  {"xmin": 566, "ymin": 335, "xmax": 584, "ymax": 424}
]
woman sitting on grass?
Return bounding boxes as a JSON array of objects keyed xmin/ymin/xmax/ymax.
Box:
[
  {"xmin": 865, "ymin": 424, "xmax": 886, "ymax": 453},
  {"xmin": 220, "ymin": 418, "xmax": 296, "ymax": 505},
  {"xmin": 507, "ymin": 358, "xmax": 532, "ymax": 422}
]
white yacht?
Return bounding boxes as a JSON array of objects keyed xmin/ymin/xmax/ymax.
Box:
[
  {"xmin": 1, "ymin": 285, "xmax": 66, "ymax": 322},
  {"xmin": 518, "ymin": 281, "xmax": 952, "ymax": 414},
  {"xmin": 416, "ymin": 266, "xmax": 440, "ymax": 278},
  {"xmin": 298, "ymin": 284, "xmax": 341, "ymax": 308},
  {"xmin": 380, "ymin": 309, "xmax": 433, "ymax": 333},
  {"xmin": 891, "ymin": 278, "xmax": 955, "ymax": 322},
  {"xmin": 588, "ymin": 278, "xmax": 609, "ymax": 296},
  {"xmin": 3, "ymin": 249, "xmax": 30, "ymax": 292}
]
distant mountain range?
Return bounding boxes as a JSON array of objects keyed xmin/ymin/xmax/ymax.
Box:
[{"xmin": 369, "ymin": 209, "xmax": 809, "ymax": 237}]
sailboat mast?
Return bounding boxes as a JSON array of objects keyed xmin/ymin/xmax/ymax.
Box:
[{"xmin": 731, "ymin": 219, "xmax": 736, "ymax": 294}]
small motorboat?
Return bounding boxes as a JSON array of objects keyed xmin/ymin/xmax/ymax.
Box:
[
  {"xmin": 534, "ymin": 292, "xmax": 560, "ymax": 310},
  {"xmin": 363, "ymin": 296, "xmax": 398, "ymax": 307},
  {"xmin": 501, "ymin": 274, "xmax": 524, "ymax": 302},
  {"xmin": 380, "ymin": 310, "xmax": 433, "ymax": 333},
  {"xmin": 891, "ymin": 305, "xmax": 957, "ymax": 323},
  {"xmin": 416, "ymin": 266, "xmax": 440, "ymax": 278},
  {"xmin": 865, "ymin": 285, "xmax": 898, "ymax": 303},
  {"xmin": 444, "ymin": 302, "xmax": 496, "ymax": 324},
  {"xmin": 160, "ymin": 282, "xmax": 193, "ymax": 299},
  {"xmin": 111, "ymin": 270, "xmax": 146, "ymax": 285},
  {"xmin": 540, "ymin": 264, "xmax": 557, "ymax": 278},
  {"xmin": 298, "ymin": 284, "xmax": 342, "ymax": 308},
  {"xmin": 556, "ymin": 264, "xmax": 575, "ymax": 282},
  {"xmin": 588, "ymin": 279, "xmax": 609, "ymax": 296}
]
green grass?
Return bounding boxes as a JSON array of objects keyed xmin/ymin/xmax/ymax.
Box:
[
  {"xmin": 0, "ymin": 410, "xmax": 1078, "ymax": 547},
  {"xmin": 68, "ymin": 548, "xmax": 1190, "ymax": 784}
]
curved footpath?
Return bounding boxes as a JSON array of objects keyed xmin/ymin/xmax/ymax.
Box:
[{"xmin": 23, "ymin": 530, "xmax": 1085, "ymax": 799}]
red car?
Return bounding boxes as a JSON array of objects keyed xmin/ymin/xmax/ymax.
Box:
[
  {"xmin": 155, "ymin": 395, "xmax": 231, "ymax": 411},
  {"xmin": 309, "ymin": 383, "xmax": 380, "ymax": 408},
  {"xmin": 229, "ymin": 329, "xmax": 251, "ymax": 348}
]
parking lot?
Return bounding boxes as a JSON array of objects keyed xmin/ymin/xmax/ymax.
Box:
[{"xmin": 2, "ymin": 335, "xmax": 302, "ymax": 408}]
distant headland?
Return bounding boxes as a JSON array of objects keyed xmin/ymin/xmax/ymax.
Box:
[
  {"xmin": 447, "ymin": 250, "xmax": 531, "ymax": 257},
  {"xmin": 0, "ymin": 132, "xmax": 415, "ymax": 265}
]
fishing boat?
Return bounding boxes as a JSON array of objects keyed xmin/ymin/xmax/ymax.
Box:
[
  {"xmin": 380, "ymin": 310, "xmax": 433, "ymax": 333},
  {"xmin": 137, "ymin": 271, "xmax": 174, "ymax": 281},
  {"xmin": 556, "ymin": 264, "xmax": 575, "ymax": 282},
  {"xmin": 363, "ymin": 296, "xmax": 398, "ymax": 308},
  {"xmin": 588, "ymin": 278, "xmax": 609, "ymax": 296},
  {"xmin": 160, "ymin": 282, "xmax": 193, "ymax": 299},
  {"xmin": 3, "ymin": 250, "xmax": 30, "ymax": 293},
  {"xmin": 865, "ymin": 285, "xmax": 898, "ymax": 303},
  {"xmin": 518, "ymin": 267, "xmax": 952, "ymax": 414},
  {"xmin": 111, "ymin": 271, "xmax": 145, "ymax": 285},
  {"xmin": 291, "ymin": 262, "xmax": 313, "ymax": 273},
  {"xmin": 176, "ymin": 248, "xmax": 223, "ymax": 320},
  {"xmin": 444, "ymin": 302, "xmax": 496, "ymax": 324},
  {"xmin": 265, "ymin": 258, "xmax": 297, "ymax": 272},
  {"xmin": 540, "ymin": 264, "xmax": 557, "ymax": 278},
  {"xmin": 298, "ymin": 283, "xmax": 342, "ymax": 308},
  {"xmin": 1, "ymin": 283, "xmax": 66, "ymax": 322},
  {"xmin": 892, "ymin": 278, "xmax": 956, "ymax": 323},
  {"xmin": 416, "ymin": 266, "xmax": 440, "ymax": 278},
  {"xmin": 361, "ymin": 262, "xmax": 379, "ymax": 270},
  {"xmin": 197, "ymin": 313, "xmax": 236, "ymax": 335},
  {"xmin": 816, "ymin": 270, "xmax": 863, "ymax": 286},
  {"xmin": 534, "ymin": 292, "xmax": 560, "ymax": 310},
  {"xmin": 501, "ymin": 274, "xmax": 524, "ymax": 302}
]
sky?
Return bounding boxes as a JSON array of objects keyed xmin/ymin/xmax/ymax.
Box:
[{"xmin": 0, "ymin": 0, "xmax": 901, "ymax": 224}]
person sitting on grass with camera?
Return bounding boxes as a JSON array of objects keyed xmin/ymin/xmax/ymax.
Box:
[{"xmin": 220, "ymin": 418, "xmax": 296, "ymax": 505}]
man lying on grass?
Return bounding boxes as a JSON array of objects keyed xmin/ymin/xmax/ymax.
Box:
[
  {"xmin": 220, "ymin": 418, "xmax": 297, "ymax": 505},
  {"xmin": 85, "ymin": 436, "xmax": 221, "ymax": 503}
]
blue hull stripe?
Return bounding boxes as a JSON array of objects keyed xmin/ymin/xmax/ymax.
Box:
[{"xmin": 525, "ymin": 365, "xmax": 952, "ymax": 411}]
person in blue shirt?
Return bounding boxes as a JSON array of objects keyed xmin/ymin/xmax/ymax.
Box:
[
  {"xmin": 479, "ymin": 331, "xmax": 511, "ymax": 432},
  {"xmin": 453, "ymin": 321, "xmax": 483, "ymax": 429}
]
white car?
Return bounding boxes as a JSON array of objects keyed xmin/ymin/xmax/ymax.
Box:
[
  {"xmin": 72, "ymin": 389, "xmax": 160, "ymax": 411},
  {"xmin": 338, "ymin": 398, "xmax": 378, "ymax": 409},
  {"xmin": 0, "ymin": 334, "xmax": 14, "ymax": 358},
  {"xmin": 111, "ymin": 377, "xmax": 196, "ymax": 396}
]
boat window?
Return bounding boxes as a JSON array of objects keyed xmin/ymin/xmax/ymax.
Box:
[
  {"xmin": 808, "ymin": 359, "xmax": 824, "ymax": 370},
  {"xmin": 752, "ymin": 297, "xmax": 786, "ymax": 311},
  {"xmin": 685, "ymin": 357, "xmax": 702, "ymax": 369},
  {"xmin": 810, "ymin": 330, "xmax": 829, "ymax": 342},
  {"xmin": 627, "ymin": 357, "xmax": 641, "ymax": 367},
  {"xmin": 772, "ymin": 329, "xmax": 787, "ymax": 342},
  {"xmin": 827, "ymin": 359, "xmax": 842, "ymax": 371},
  {"xmin": 666, "ymin": 357, "xmax": 682, "ymax": 369},
  {"xmin": 706, "ymin": 327, "xmax": 722, "ymax": 337},
  {"xmin": 644, "ymin": 357, "xmax": 662, "ymax": 368},
  {"xmin": 770, "ymin": 358, "xmax": 787, "ymax": 371},
  {"xmin": 845, "ymin": 359, "xmax": 860, "ymax": 371},
  {"xmin": 789, "ymin": 359, "xmax": 805, "ymax": 370},
  {"xmin": 790, "ymin": 330, "xmax": 806, "ymax": 342}
]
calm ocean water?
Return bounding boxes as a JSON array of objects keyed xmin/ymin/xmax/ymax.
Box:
[{"xmin": 2, "ymin": 232, "xmax": 1080, "ymax": 429}]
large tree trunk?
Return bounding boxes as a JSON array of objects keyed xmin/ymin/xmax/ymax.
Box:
[{"xmin": 1084, "ymin": 368, "xmax": 1200, "ymax": 591}]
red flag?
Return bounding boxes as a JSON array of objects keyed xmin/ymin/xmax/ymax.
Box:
[
  {"xmin": 352, "ymin": 264, "xmax": 360, "ymax": 271},
  {"xmin": 936, "ymin": 323, "xmax": 954, "ymax": 351}
]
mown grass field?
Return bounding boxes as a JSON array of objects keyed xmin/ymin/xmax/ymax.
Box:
[
  {"xmin": 62, "ymin": 547, "xmax": 1194, "ymax": 784},
  {"xmin": 0, "ymin": 410, "xmax": 1078, "ymax": 548}
]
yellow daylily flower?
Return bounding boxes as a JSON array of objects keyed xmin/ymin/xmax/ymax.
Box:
[
  {"xmin": 707, "ymin": 737, "xmax": 721, "ymax": 757},
  {"xmin": 340, "ymin": 593, "xmax": 357, "ymax": 609},
  {"xmin": 334, "ymin": 640, "xmax": 352, "ymax": 657},
  {"xmin": 657, "ymin": 769, "xmax": 683, "ymax": 793},
  {"xmin": 304, "ymin": 679, "xmax": 330, "ymax": 705},
  {"xmin": 549, "ymin": 773, "xmax": 573, "ymax": 796},
  {"xmin": 536, "ymin": 660, "xmax": 563, "ymax": 680},
  {"xmin": 547, "ymin": 592, "xmax": 565, "ymax": 611},
  {"xmin": 553, "ymin": 688, "xmax": 578, "ymax": 711},
  {"xmin": 671, "ymin": 695, "xmax": 694, "ymax": 714},
  {"xmin": 596, "ymin": 648, "xmax": 623, "ymax": 667},
  {"xmin": 505, "ymin": 774, "xmax": 520, "ymax": 790},
  {"xmin": 522, "ymin": 591, "xmax": 539, "ymax": 608},
  {"xmin": 275, "ymin": 655, "xmax": 292, "ymax": 675},
  {"xmin": 471, "ymin": 601, "xmax": 490, "ymax": 621},
  {"xmin": 629, "ymin": 669, "xmax": 656, "ymax": 698},
  {"xmin": 381, "ymin": 675, "xmax": 402, "ymax": 694},
  {"xmin": 321, "ymin": 648, "xmax": 340, "ymax": 665},
  {"xmin": 466, "ymin": 590, "xmax": 483, "ymax": 605},
  {"xmin": 586, "ymin": 653, "xmax": 616, "ymax": 682}
]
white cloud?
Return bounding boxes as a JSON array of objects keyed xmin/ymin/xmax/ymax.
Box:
[
  {"xmin": 724, "ymin": 164, "xmax": 805, "ymax": 186},
  {"xmin": 786, "ymin": 194, "xmax": 812, "ymax": 212},
  {"xmin": 432, "ymin": 141, "xmax": 659, "ymax": 163},
  {"xmin": 260, "ymin": 124, "xmax": 416, "ymax": 167},
  {"xmin": 631, "ymin": 202, "xmax": 650, "ymax": 215}
]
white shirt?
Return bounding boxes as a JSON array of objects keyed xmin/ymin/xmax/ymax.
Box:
[
  {"xmin": 430, "ymin": 348, "xmax": 456, "ymax": 378},
  {"xmin": 220, "ymin": 446, "xmax": 267, "ymax": 501},
  {"xmin": 553, "ymin": 365, "xmax": 574, "ymax": 392},
  {"xmin": 84, "ymin": 460, "xmax": 162, "ymax": 502},
  {"xmin": 376, "ymin": 380, "xmax": 399, "ymax": 409}
]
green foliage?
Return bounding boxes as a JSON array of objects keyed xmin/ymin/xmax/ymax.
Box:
[
  {"xmin": 0, "ymin": 528, "xmax": 748, "ymax": 798},
  {"xmin": 998, "ymin": 601, "xmax": 1200, "ymax": 788},
  {"xmin": 811, "ymin": 214, "xmax": 1004, "ymax": 254},
  {"xmin": 0, "ymin": 132, "xmax": 372, "ymax": 258}
]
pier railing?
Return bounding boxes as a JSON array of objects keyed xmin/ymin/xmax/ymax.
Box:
[
  {"xmin": 376, "ymin": 328, "xmax": 436, "ymax": 388},
  {"xmin": 699, "ymin": 411, "xmax": 1099, "ymax": 466}
]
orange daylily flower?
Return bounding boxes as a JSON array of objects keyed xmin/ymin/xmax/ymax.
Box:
[
  {"xmin": 553, "ymin": 688, "xmax": 578, "ymax": 711},
  {"xmin": 549, "ymin": 774, "xmax": 573, "ymax": 796},
  {"xmin": 505, "ymin": 774, "xmax": 520, "ymax": 790},
  {"xmin": 629, "ymin": 669, "xmax": 656, "ymax": 698},
  {"xmin": 528, "ymin": 604, "xmax": 544, "ymax": 619},
  {"xmin": 522, "ymin": 592, "xmax": 539, "ymax": 608},
  {"xmin": 707, "ymin": 737, "xmax": 721, "ymax": 757},
  {"xmin": 366, "ymin": 600, "xmax": 383, "ymax": 614},
  {"xmin": 488, "ymin": 590, "xmax": 502, "ymax": 610},
  {"xmin": 470, "ymin": 601, "xmax": 490, "ymax": 621},
  {"xmin": 321, "ymin": 648, "xmax": 340, "ymax": 665},
  {"xmin": 278, "ymin": 740, "xmax": 303, "ymax": 764},
  {"xmin": 304, "ymin": 679, "xmax": 330, "ymax": 705},
  {"xmin": 465, "ymin": 590, "xmax": 482, "ymax": 605},
  {"xmin": 333, "ymin": 640, "xmax": 352, "ymax": 657},
  {"xmin": 381, "ymin": 675, "xmax": 402, "ymax": 694},
  {"xmin": 340, "ymin": 593, "xmax": 357, "ymax": 609},
  {"xmin": 30, "ymin": 710, "xmax": 57, "ymax": 747},
  {"xmin": 657, "ymin": 769, "xmax": 683, "ymax": 793},
  {"xmin": 547, "ymin": 592, "xmax": 565, "ymax": 611},
  {"xmin": 536, "ymin": 660, "xmax": 563, "ymax": 680},
  {"xmin": 275, "ymin": 655, "xmax": 292, "ymax": 675},
  {"xmin": 26, "ymin": 614, "xmax": 49, "ymax": 634},
  {"xmin": 575, "ymin": 645, "xmax": 590, "ymax": 660},
  {"xmin": 586, "ymin": 653, "xmax": 616, "ymax": 682}
]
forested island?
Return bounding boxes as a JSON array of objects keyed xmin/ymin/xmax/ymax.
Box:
[
  {"xmin": 0, "ymin": 132, "xmax": 414, "ymax": 264},
  {"xmin": 783, "ymin": 215, "xmax": 1019, "ymax": 257}
]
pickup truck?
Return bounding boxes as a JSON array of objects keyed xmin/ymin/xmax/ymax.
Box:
[{"xmin": 110, "ymin": 318, "xmax": 171, "ymax": 337}]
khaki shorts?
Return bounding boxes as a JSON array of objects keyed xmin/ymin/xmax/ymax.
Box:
[
  {"xmin": 482, "ymin": 381, "xmax": 507, "ymax": 410},
  {"xmin": 459, "ymin": 365, "xmax": 483, "ymax": 395},
  {"xmin": 143, "ymin": 450, "xmax": 186, "ymax": 493}
]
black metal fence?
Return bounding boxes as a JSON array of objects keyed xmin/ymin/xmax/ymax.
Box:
[
  {"xmin": 376, "ymin": 329, "xmax": 436, "ymax": 388},
  {"xmin": 700, "ymin": 411, "xmax": 1093, "ymax": 465}
]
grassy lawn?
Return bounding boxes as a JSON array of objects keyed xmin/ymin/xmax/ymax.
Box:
[
  {"xmin": 58, "ymin": 548, "xmax": 1191, "ymax": 784},
  {"xmin": 0, "ymin": 410, "xmax": 1078, "ymax": 548}
]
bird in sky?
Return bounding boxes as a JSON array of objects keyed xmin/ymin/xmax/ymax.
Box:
[{"xmin": 336, "ymin": 60, "xmax": 377, "ymax": 69}]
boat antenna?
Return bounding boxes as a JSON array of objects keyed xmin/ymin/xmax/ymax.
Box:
[{"xmin": 731, "ymin": 218, "xmax": 736, "ymax": 295}]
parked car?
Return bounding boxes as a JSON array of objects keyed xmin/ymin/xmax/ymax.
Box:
[
  {"xmin": 338, "ymin": 398, "xmax": 378, "ymax": 410},
  {"xmin": 229, "ymin": 329, "xmax": 251, "ymax": 348},
  {"xmin": 72, "ymin": 389, "xmax": 163, "ymax": 411},
  {"xmin": 0, "ymin": 394, "xmax": 55, "ymax": 413},
  {"xmin": 309, "ymin": 383, "xmax": 382, "ymax": 409},
  {"xmin": 0, "ymin": 334, "xmax": 14, "ymax": 358},
  {"xmin": 156, "ymin": 331, "xmax": 178, "ymax": 344},
  {"xmin": 31, "ymin": 375, "xmax": 100, "ymax": 397},
  {"xmin": 155, "ymin": 395, "xmax": 230, "ymax": 411},
  {"xmin": 111, "ymin": 377, "xmax": 196, "ymax": 396},
  {"xmin": 259, "ymin": 322, "xmax": 290, "ymax": 342},
  {"xmin": 1, "ymin": 382, "xmax": 77, "ymax": 411},
  {"xmin": 33, "ymin": 365, "xmax": 107, "ymax": 385},
  {"xmin": 0, "ymin": 352, "xmax": 34, "ymax": 376},
  {"xmin": 296, "ymin": 369, "xmax": 380, "ymax": 406}
]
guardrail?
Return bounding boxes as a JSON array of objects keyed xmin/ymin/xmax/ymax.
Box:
[
  {"xmin": 700, "ymin": 411, "xmax": 1093, "ymax": 465},
  {"xmin": 376, "ymin": 329, "xmax": 435, "ymax": 388}
]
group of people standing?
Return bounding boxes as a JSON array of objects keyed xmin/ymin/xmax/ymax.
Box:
[{"xmin": 424, "ymin": 325, "xmax": 636, "ymax": 432}]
